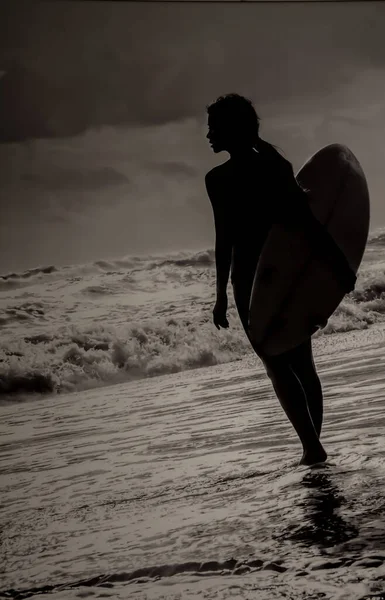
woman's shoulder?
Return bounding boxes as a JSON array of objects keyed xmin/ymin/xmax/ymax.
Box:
[
  {"xmin": 205, "ymin": 163, "xmax": 233, "ymax": 200},
  {"xmin": 205, "ymin": 161, "xmax": 231, "ymax": 183}
]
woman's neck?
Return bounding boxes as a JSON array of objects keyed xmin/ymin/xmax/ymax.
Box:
[{"xmin": 229, "ymin": 146, "xmax": 258, "ymax": 162}]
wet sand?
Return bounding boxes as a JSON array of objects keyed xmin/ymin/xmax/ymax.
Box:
[{"xmin": 2, "ymin": 324, "xmax": 385, "ymax": 599}]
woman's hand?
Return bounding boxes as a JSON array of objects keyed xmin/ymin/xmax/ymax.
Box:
[{"xmin": 213, "ymin": 293, "xmax": 229, "ymax": 330}]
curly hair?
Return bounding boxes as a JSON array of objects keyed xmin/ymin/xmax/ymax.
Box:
[{"xmin": 206, "ymin": 93, "xmax": 261, "ymax": 145}]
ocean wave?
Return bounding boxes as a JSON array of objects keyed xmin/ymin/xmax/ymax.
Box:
[
  {"xmin": 0, "ymin": 249, "xmax": 214, "ymax": 292},
  {"xmin": 149, "ymin": 249, "xmax": 215, "ymax": 270},
  {"xmin": 0, "ymin": 267, "xmax": 59, "ymax": 291},
  {"xmin": 1, "ymin": 231, "xmax": 382, "ymax": 289},
  {"xmin": 2, "ymin": 240, "xmax": 385, "ymax": 400},
  {"xmin": 2, "ymin": 268, "xmax": 385, "ymax": 400},
  {"xmin": 0, "ymin": 301, "xmax": 48, "ymax": 326},
  {"xmin": 0, "ymin": 312, "xmax": 247, "ymax": 400},
  {"xmin": 0, "ymin": 265, "xmax": 57, "ymax": 280},
  {"xmin": 367, "ymin": 228, "xmax": 385, "ymax": 246}
]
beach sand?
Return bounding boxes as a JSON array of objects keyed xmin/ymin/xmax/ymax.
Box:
[{"xmin": 2, "ymin": 323, "xmax": 385, "ymax": 599}]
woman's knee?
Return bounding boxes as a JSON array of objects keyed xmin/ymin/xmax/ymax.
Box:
[
  {"xmin": 289, "ymin": 339, "xmax": 318, "ymax": 380},
  {"xmin": 261, "ymin": 355, "xmax": 288, "ymax": 382}
]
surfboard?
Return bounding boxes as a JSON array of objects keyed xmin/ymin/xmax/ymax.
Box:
[{"xmin": 248, "ymin": 143, "xmax": 370, "ymax": 356}]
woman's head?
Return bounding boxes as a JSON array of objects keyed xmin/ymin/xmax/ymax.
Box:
[{"xmin": 206, "ymin": 94, "xmax": 260, "ymax": 154}]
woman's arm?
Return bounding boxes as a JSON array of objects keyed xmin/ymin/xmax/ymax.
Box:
[{"xmin": 205, "ymin": 171, "xmax": 233, "ymax": 297}]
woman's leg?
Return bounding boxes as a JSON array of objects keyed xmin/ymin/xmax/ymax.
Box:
[
  {"xmin": 261, "ymin": 350, "xmax": 326, "ymax": 465},
  {"xmin": 287, "ymin": 338, "xmax": 324, "ymax": 438},
  {"xmin": 233, "ymin": 279, "xmax": 326, "ymax": 465}
]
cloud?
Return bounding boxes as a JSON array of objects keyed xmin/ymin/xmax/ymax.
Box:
[
  {"xmin": 1, "ymin": 1, "xmax": 385, "ymax": 140},
  {"xmin": 22, "ymin": 166, "xmax": 130, "ymax": 191}
]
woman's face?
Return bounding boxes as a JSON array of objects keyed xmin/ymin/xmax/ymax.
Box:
[
  {"xmin": 207, "ymin": 115, "xmax": 226, "ymax": 153},
  {"xmin": 207, "ymin": 114, "xmax": 245, "ymax": 154}
]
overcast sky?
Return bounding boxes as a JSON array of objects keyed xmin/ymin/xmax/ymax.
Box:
[{"xmin": 0, "ymin": 1, "xmax": 384, "ymax": 272}]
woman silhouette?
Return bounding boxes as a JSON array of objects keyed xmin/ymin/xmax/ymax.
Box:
[{"xmin": 205, "ymin": 94, "xmax": 355, "ymax": 466}]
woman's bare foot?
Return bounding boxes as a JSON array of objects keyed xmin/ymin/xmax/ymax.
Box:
[{"xmin": 299, "ymin": 446, "xmax": 327, "ymax": 466}]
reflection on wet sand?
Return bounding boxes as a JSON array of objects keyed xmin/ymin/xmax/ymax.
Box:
[{"xmin": 282, "ymin": 470, "xmax": 359, "ymax": 550}]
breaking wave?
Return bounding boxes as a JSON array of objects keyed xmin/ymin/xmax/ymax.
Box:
[
  {"xmin": 0, "ymin": 310, "xmax": 247, "ymax": 399},
  {"xmin": 367, "ymin": 229, "xmax": 385, "ymax": 247},
  {"xmin": 1, "ymin": 233, "xmax": 385, "ymax": 400}
]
